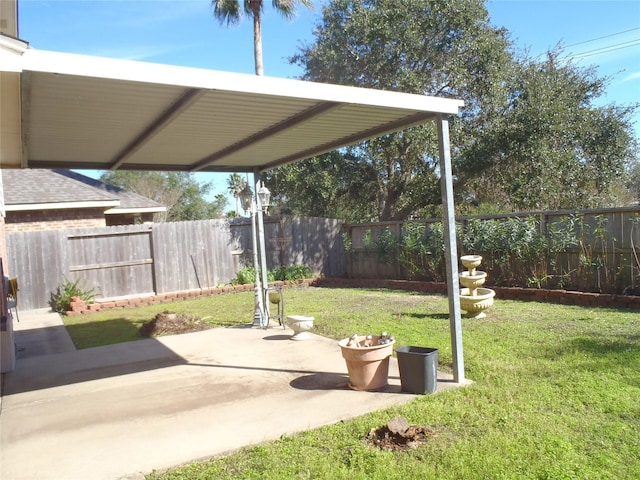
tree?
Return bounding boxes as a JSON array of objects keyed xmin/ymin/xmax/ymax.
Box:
[
  {"xmin": 265, "ymin": 150, "xmax": 381, "ymax": 221},
  {"xmin": 209, "ymin": 193, "xmax": 231, "ymax": 219},
  {"xmin": 211, "ymin": 0, "xmax": 312, "ymax": 76},
  {"xmin": 274, "ymin": 0, "xmax": 512, "ymax": 221},
  {"xmin": 99, "ymin": 171, "xmax": 227, "ymax": 222},
  {"xmin": 625, "ymin": 143, "xmax": 640, "ymax": 204},
  {"xmin": 456, "ymin": 51, "xmax": 639, "ymax": 211},
  {"xmin": 226, "ymin": 172, "xmax": 247, "ymax": 214},
  {"xmin": 274, "ymin": 0, "xmax": 638, "ymax": 219}
]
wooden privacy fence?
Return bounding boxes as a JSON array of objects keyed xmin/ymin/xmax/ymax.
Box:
[
  {"xmin": 67, "ymin": 228, "xmax": 156, "ymax": 299},
  {"xmin": 8, "ymin": 216, "xmax": 346, "ymax": 310},
  {"xmin": 344, "ymin": 207, "xmax": 640, "ymax": 294}
]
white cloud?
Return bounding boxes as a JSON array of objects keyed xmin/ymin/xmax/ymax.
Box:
[{"xmin": 622, "ymin": 71, "xmax": 640, "ymax": 83}]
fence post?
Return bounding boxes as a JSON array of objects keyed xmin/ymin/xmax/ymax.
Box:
[
  {"xmin": 150, "ymin": 227, "xmax": 159, "ymax": 295},
  {"xmin": 394, "ymin": 221, "xmax": 401, "ymax": 278}
]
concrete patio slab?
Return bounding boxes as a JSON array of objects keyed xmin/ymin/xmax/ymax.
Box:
[
  {"xmin": 1, "ymin": 310, "xmax": 470, "ymax": 480},
  {"xmin": 13, "ymin": 309, "xmax": 77, "ymax": 359}
]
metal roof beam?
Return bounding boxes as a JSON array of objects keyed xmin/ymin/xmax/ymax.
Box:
[
  {"xmin": 189, "ymin": 101, "xmax": 341, "ymax": 172},
  {"xmin": 108, "ymin": 88, "xmax": 204, "ymax": 170},
  {"xmin": 259, "ymin": 111, "xmax": 438, "ymax": 172}
]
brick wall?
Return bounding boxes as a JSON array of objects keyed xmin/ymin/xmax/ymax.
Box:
[
  {"xmin": 105, "ymin": 212, "xmax": 155, "ymax": 226},
  {"xmin": 5, "ymin": 208, "xmax": 106, "ymax": 232}
]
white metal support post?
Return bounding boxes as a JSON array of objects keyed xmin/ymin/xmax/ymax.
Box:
[
  {"xmin": 249, "ymin": 192, "xmax": 266, "ymax": 328},
  {"xmin": 254, "ymin": 169, "xmax": 270, "ymax": 327},
  {"xmin": 437, "ymin": 114, "xmax": 465, "ymax": 383},
  {"xmin": 241, "ymin": 170, "xmax": 270, "ymax": 329}
]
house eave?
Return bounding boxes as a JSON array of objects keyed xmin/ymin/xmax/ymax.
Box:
[
  {"xmin": 5, "ymin": 200, "xmax": 120, "ymax": 212},
  {"xmin": 104, "ymin": 206, "xmax": 166, "ymax": 215}
]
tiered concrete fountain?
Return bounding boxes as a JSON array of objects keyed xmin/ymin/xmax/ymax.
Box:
[{"xmin": 459, "ymin": 255, "xmax": 495, "ymax": 318}]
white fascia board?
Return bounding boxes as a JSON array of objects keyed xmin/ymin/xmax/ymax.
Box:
[
  {"xmin": 104, "ymin": 206, "xmax": 167, "ymax": 215},
  {"xmin": 0, "ymin": 35, "xmax": 27, "ymax": 72},
  {"xmin": 19, "ymin": 48, "xmax": 464, "ymax": 115},
  {"xmin": 5, "ymin": 200, "xmax": 120, "ymax": 211}
]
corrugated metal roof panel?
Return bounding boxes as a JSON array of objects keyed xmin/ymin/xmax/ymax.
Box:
[{"xmin": 3, "ymin": 46, "xmax": 463, "ymax": 173}]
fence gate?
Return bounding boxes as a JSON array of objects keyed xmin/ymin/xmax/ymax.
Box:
[{"xmin": 67, "ymin": 229, "xmax": 155, "ymax": 300}]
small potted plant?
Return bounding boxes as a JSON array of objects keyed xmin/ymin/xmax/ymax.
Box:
[{"xmin": 338, "ymin": 333, "xmax": 395, "ymax": 391}]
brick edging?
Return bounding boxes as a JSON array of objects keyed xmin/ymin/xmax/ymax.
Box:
[
  {"xmin": 65, "ymin": 279, "xmax": 314, "ymax": 315},
  {"xmin": 65, "ymin": 277, "xmax": 640, "ymax": 314},
  {"xmin": 311, "ymin": 278, "xmax": 640, "ymax": 310}
]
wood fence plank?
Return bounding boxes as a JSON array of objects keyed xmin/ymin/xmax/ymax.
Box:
[{"xmin": 9, "ymin": 216, "xmax": 346, "ymax": 309}]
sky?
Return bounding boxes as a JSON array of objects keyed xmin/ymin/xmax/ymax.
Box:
[{"xmin": 16, "ymin": 0, "xmax": 640, "ymax": 205}]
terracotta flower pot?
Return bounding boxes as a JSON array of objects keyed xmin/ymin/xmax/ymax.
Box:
[{"xmin": 338, "ymin": 336, "xmax": 395, "ymax": 391}]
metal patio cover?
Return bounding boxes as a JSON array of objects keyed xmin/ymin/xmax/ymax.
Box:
[
  {"xmin": 0, "ymin": 37, "xmax": 467, "ymax": 383},
  {"xmin": 1, "ymin": 40, "xmax": 463, "ymax": 172}
]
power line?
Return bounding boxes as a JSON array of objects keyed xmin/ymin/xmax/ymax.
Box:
[
  {"xmin": 570, "ymin": 39, "xmax": 640, "ymax": 60},
  {"xmin": 564, "ymin": 27, "xmax": 640, "ymax": 49},
  {"xmin": 533, "ymin": 28, "xmax": 640, "ymax": 62}
]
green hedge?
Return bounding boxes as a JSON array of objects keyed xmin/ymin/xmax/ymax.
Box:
[{"xmin": 346, "ymin": 214, "xmax": 640, "ymax": 294}]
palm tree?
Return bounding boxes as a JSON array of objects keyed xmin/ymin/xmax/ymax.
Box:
[
  {"xmin": 212, "ymin": 0, "xmax": 312, "ymax": 76},
  {"xmin": 227, "ymin": 172, "xmax": 247, "ymax": 213}
]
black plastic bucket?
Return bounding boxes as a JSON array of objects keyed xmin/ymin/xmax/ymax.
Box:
[{"xmin": 395, "ymin": 346, "xmax": 438, "ymax": 394}]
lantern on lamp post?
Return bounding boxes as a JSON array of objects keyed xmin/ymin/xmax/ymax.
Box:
[{"xmin": 258, "ymin": 183, "xmax": 271, "ymax": 213}]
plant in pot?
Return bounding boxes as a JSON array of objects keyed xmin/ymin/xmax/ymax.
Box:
[{"xmin": 338, "ymin": 333, "xmax": 395, "ymax": 391}]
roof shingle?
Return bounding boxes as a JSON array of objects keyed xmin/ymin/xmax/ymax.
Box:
[{"xmin": 2, "ymin": 169, "xmax": 164, "ymax": 211}]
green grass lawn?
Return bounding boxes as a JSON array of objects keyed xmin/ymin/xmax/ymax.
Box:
[{"xmin": 63, "ymin": 287, "xmax": 640, "ymax": 479}]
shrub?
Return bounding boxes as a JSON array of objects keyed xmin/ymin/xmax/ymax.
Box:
[
  {"xmin": 232, "ymin": 266, "xmax": 276, "ymax": 285},
  {"xmin": 49, "ymin": 276, "xmax": 97, "ymax": 313},
  {"xmin": 398, "ymin": 222, "xmax": 447, "ymax": 281},
  {"xmin": 272, "ymin": 265, "xmax": 312, "ymax": 281},
  {"xmin": 232, "ymin": 265, "xmax": 312, "ymax": 285},
  {"xmin": 355, "ymin": 215, "xmax": 585, "ymax": 289}
]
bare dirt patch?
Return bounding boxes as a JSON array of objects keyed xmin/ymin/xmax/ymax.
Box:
[
  {"xmin": 367, "ymin": 417, "xmax": 434, "ymax": 451},
  {"xmin": 139, "ymin": 311, "xmax": 211, "ymax": 337}
]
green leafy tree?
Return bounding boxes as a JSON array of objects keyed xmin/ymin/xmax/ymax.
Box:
[
  {"xmin": 100, "ymin": 171, "xmax": 227, "ymax": 222},
  {"xmin": 272, "ymin": 0, "xmax": 637, "ymax": 219},
  {"xmin": 457, "ymin": 50, "xmax": 638, "ymax": 211},
  {"xmin": 211, "ymin": 0, "xmax": 312, "ymax": 76},
  {"xmin": 209, "ymin": 193, "xmax": 230, "ymax": 219},
  {"xmin": 628, "ymin": 153, "xmax": 640, "ymax": 204},
  {"xmin": 274, "ymin": 0, "xmax": 512, "ymax": 221},
  {"xmin": 266, "ymin": 150, "xmax": 379, "ymax": 221}
]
